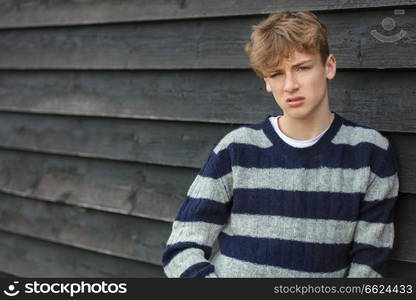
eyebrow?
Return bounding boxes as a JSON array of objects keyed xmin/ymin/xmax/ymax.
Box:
[{"xmin": 274, "ymin": 59, "xmax": 313, "ymax": 72}]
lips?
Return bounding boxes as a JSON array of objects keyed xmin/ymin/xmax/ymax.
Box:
[
  {"xmin": 286, "ymin": 96, "xmax": 305, "ymax": 108},
  {"xmin": 286, "ymin": 96, "xmax": 305, "ymax": 103}
]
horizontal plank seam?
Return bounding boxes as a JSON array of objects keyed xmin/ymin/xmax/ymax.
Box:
[
  {"xmin": 0, "ymin": 3, "xmax": 414, "ymax": 30},
  {"xmin": 0, "ymin": 188, "xmax": 173, "ymax": 223},
  {"xmin": 0, "ymin": 228, "xmax": 163, "ymax": 267},
  {"xmin": 0, "ymin": 145, "xmax": 198, "ymax": 168}
]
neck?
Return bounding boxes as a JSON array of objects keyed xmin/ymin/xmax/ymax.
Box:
[{"xmin": 278, "ymin": 107, "xmax": 334, "ymax": 140}]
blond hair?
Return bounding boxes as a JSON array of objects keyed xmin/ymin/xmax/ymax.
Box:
[{"xmin": 245, "ymin": 11, "xmax": 329, "ymax": 78}]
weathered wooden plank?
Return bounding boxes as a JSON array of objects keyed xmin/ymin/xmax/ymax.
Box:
[
  {"xmin": 0, "ymin": 111, "xmax": 233, "ymax": 168},
  {"xmin": 0, "ymin": 192, "xmax": 170, "ymax": 266},
  {"xmin": 0, "ymin": 10, "xmax": 414, "ymax": 70},
  {"xmin": 387, "ymin": 133, "xmax": 416, "ymax": 196},
  {"xmin": 390, "ymin": 193, "xmax": 416, "ymax": 262},
  {"xmin": 0, "ymin": 112, "xmax": 413, "ymax": 193},
  {"xmin": 0, "ymin": 271, "xmax": 15, "ymax": 278},
  {"xmin": 0, "ymin": 230, "xmax": 164, "ymax": 277},
  {"xmin": 1, "ymin": 0, "xmax": 414, "ymax": 28},
  {"xmin": 383, "ymin": 259, "xmax": 416, "ymax": 278},
  {"xmin": 0, "ymin": 70, "xmax": 416, "ymax": 132},
  {"xmin": 0, "ymin": 149, "xmax": 193, "ymax": 222},
  {"xmin": 0, "ymin": 191, "xmax": 414, "ymax": 265}
]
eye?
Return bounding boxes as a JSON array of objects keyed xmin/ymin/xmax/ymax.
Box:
[
  {"xmin": 298, "ymin": 66, "xmax": 310, "ymax": 71},
  {"xmin": 271, "ymin": 72, "xmax": 283, "ymax": 78}
]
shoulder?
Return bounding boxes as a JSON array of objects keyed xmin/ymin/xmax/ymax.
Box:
[
  {"xmin": 332, "ymin": 115, "xmax": 389, "ymax": 151},
  {"xmin": 213, "ymin": 118, "xmax": 273, "ymax": 154},
  {"xmin": 333, "ymin": 114, "xmax": 398, "ymax": 174}
]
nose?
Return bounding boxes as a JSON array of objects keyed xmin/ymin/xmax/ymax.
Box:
[{"xmin": 283, "ymin": 72, "xmax": 299, "ymax": 92}]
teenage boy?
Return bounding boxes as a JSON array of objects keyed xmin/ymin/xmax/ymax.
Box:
[{"xmin": 162, "ymin": 11, "xmax": 399, "ymax": 278}]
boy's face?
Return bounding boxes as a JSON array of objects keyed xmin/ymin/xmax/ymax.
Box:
[{"xmin": 263, "ymin": 50, "xmax": 336, "ymax": 120}]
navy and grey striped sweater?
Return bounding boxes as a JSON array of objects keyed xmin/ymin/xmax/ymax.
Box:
[{"xmin": 162, "ymin": 112, "xmax": 399, "ymax": 278}]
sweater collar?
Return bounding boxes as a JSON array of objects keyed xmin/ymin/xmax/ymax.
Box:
[{"xmin": 261, "ymin": 111, "xmax": 343, "ymax": 158}]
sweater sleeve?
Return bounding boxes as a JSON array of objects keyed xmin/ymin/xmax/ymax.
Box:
[
  {"xmin": 162, "ymin": 140, "xmax": 233, "ymax": 278},
  {"xmin": 347, "ymin": 140, "xmax": 399, "ymax": 277}
]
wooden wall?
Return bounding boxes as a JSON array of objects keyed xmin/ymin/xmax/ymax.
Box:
[{"xmin": 0, "ymin": 0, "xmax": 415, "ymax": 277}]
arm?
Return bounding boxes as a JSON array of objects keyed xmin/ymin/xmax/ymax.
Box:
[
  {"xmin": 162, "ymin": 144, "xmax": 233, "ymax": 278},
  {"xmin": 347, "ymin": 141, "xmax": 399, "ymax": 277}
]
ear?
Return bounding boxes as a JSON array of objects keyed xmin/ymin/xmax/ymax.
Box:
[
  {"xmin": 325, "ymin": 54, "xmax": 336, "ymax": 80},
  {"xmin": 264, "ymin": 78, "xmax": 272, "ymax": 93}
]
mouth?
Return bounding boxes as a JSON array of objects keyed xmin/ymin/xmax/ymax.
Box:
[
  {"xmin": 286, "ymin": 96, "xmax": 305, "ymax": 103},
  {"xmin": 286, "ymin": 96, "xmax": 305, "ymax": 107}
]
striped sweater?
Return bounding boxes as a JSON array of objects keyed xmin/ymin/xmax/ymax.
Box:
[{"xmin": 162, "ymin": 112, "xmax": 399, "ymax": 278}]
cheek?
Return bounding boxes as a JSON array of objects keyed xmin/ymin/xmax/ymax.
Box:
[
  {"xmin": 267, "ymin": 81, "xmax": 283, "ymax": 98},
  {"xmin": 304, "ymin": 71, "xmax": 327, "ymax": 94},
  {"xmin": 272, "ymin": 87, "xmax": 285, "ymax": 102}
]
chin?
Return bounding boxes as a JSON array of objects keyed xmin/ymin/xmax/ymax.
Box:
[{"xmin": 284, "ymin": 109, "xmax": 310, "ymax": 120}]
